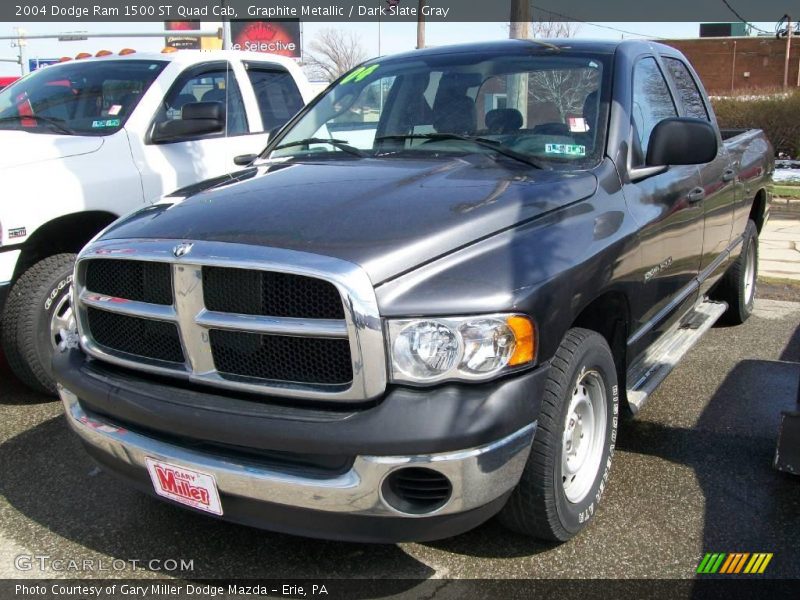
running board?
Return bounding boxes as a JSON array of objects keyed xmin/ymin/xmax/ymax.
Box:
[{"xmin": 626, "ymin": 299, "xmax": 728, "ymax": 415}]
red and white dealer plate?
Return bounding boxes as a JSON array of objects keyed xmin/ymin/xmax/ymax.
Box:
[{"xmin": 145, "ymin": 458, "xmax": 223, "ymax": 515}]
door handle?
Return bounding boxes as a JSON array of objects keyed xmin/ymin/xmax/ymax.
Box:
[
  {"xmin": 687, "ymin": 187, "xmax": 705, "ymax": 203},
  {"xmin": 722, "ymin": 168, "xmax": 736, "ymax": 182}
]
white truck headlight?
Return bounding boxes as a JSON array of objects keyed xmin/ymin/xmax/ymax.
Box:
[{"xmin": 387, "ymin": 314, "xmax": 535, "ymax": 384}]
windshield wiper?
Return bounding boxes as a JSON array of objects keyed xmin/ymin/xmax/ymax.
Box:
[
  {"xmin": 272, "ymin": 137, "xmax": 366, "ymax": 158},
  {"xmin": 374, "ymin": 133, "xmax": 549, "ymax": 170},
  {"xmin": 0, "ymin": 115, "xmax": 75, "ymax": 135}
]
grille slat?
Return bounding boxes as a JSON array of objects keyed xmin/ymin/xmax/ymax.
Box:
[
  {"xmin": 209, "ymin": 329, "xmax": 353, "ymax": 385},
  {"xmin": 85, "ymin": 259, "xmax": 173, "ymax": 305},
  {"xmin": 87, "ymin": 307, "xmax": 184, "ymax": 364},
  {"xmin": 203, "ymin": 267, "xmax": 344, "ymax": 319}
]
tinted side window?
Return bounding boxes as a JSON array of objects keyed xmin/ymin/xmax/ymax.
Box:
[
  {"xmin": 244, "ymin": 65, "xmax": 304, "ymax": 132},
  {"xmin": 155, "ymin": 65, "xmax": 248, "ymax": 138},
  {"xmin": 632, "ymin": 57, "xmax": 677, "ymax": 162},
  {"xmin": 664, "ymin": 57, "xmax": 709, "ymax": 120}
]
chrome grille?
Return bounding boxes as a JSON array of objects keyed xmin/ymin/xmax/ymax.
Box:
[
  {"xmin": 85, "ymin": 259, "xmax": 173, "ymax": 305},
  {"xmin": 203, "ymin": 266, "xmax": 344, "ymax": 319},
  {"xmin": 74, "ymin": 240, "xmax": 387, "ymax": 402},
  {"xmin": 86, "ymin": 307, "xmax": 185, "ymax": 364}
]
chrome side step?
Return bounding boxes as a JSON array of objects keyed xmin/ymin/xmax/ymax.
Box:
[{"xmin": 626, "ymin": 298, "xmax": 728, "ymax": 415}]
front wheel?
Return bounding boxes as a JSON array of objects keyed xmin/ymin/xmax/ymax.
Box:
[
  {"xmin": 1, "ymin": 254, "xmax": 77, "ymax": 396},
  {"xmin": 499, "ymin": 328, "xmax": 619, "ymax": 541}
]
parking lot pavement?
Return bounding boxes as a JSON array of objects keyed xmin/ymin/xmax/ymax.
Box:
[{"xmin": 0, "ymin": 299, "xmax": 798, "ymax": 581}]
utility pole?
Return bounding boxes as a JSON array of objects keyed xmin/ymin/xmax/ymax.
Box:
[
  {"xmin": 508, "ymin": 0, "xmax": 530, "ymax": 125},
  {"xmin": 11, "ymin": 27, "xmax": 27, "ymax": 76},
  {"xmin": 783, "ymin": 15, "xmax": 792, "ymax": 88},
  {"xmin": 417, "ymin": 0, "xmax": 426, "ymax": 49}
]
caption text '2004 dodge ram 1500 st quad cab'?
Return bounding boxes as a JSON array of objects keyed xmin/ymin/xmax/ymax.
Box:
[{"xmin": 54, "ymin": 40, "xmax": 772, "ymax": 543}]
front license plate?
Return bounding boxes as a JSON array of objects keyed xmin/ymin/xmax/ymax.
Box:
[{"xmin": 145, "ymin": 458, "xmax": 223, "ymax": 515}]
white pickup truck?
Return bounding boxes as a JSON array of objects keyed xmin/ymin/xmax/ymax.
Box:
[{"xmin": 0, "ymin": 49, "xmax": 313, "ymax": 394}]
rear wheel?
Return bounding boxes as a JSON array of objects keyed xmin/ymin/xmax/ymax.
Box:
[
  {"xmin": 499, "ymin": 328, "xmax": 618, "ymax": 541},
  {"xmin": 1, "ymin": 254, "xmax": 77, "ymax": 396},
  {"xmin": 717, "ymin": 219, "xmax": 758, "ymax": 325}
]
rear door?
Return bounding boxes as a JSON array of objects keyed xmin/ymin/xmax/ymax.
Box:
[{"xmin": 662, "ymin": 55, "xmax": 736, "ymax": 294}]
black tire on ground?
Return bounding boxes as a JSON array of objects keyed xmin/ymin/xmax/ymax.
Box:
[
  {"xmin": 1, "ymin": 254, "xmax": 77, "ymax": 396},
  {"xmin": 499, "ymin": 328, "xmax": 619, "ymax": 542},
  {"xmin": 716, "ymin": 219, "xmax": 758, "ymax": 325}
]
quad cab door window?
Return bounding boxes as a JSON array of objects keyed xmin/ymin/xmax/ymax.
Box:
[
  {"xmin": 152, "ymin": 63, "xmax": 248, "ymax": 140},
  {"xmin": 243, "ymin": 62, "xmax": 305, "ymax": 133}
]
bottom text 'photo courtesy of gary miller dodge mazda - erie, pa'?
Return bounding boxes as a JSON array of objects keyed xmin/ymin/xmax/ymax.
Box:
[{"xmin": 0, "ymin": 0, "xmax": 799, "ymax": 597}]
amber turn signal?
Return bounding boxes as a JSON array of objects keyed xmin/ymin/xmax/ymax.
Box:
[{"xmin": 507, "ymin": 315, "xmax": 535, "ymax": 366}]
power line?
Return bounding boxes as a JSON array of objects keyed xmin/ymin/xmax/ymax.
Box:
[
  {"xmin": 719, "ymin": 0, "xmax": 772, "ymax": 34},
  {"xmin": 529, "ymin": 5, "xmax": 665, "ymax": 39}
]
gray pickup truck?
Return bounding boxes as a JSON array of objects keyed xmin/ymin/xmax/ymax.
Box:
[{"xmin": 54, "ymin": 40, "xmax": 772, "ymax": 543}]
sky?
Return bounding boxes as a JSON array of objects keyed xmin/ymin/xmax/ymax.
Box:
[{"xmin": 0, "ymin": 21, "xmax": 779, "ymax": 77}]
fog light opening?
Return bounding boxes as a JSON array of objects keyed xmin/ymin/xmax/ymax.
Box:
[{"xmin": 381, "ymin": 467, "xmax": 452, "ymax": 515}]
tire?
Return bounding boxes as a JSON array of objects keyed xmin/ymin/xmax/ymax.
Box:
[
  {"xmin": 499, "ymin": 328, "xmax": 619, "ymax": 541},
  {"xmin": 717, "ymin": 219, "xmax": 758, "ymax": 325},
  {"xmin": 1, "ymin": 254, "xmax": 77, "ymax": 396}
]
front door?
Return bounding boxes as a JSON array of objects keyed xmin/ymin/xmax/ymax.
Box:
[{"xmin": 624, "ymin": 56, "xmax": 705, "ymax": 357}]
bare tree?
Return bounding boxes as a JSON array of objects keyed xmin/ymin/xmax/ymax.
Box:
[
  {"xmin": 303, "ymin": 28, "xmax": 368, "ymax": 82},
  {"xmin": 529, "ymin": 15, "xmax": 581, "ymax": 39},
  {"xmin": 526, "ymin": 13, "xmax": 590, "ymax": 122},
  {"xmin": 529, "ymin": 68, "xmax": 599, "ymax": 121}
]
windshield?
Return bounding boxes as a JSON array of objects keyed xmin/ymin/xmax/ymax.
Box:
[
  {"xmin": 0, "ymin": 59, "xmax": 167, "ymax": 136},
  {"xmin": 268, "ymin": 51, "xmax": 610, "ymax": 169}
]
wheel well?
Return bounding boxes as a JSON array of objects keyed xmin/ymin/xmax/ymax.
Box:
[
  {"xmin": 749, "ymin": 189, "xmax": 767, "ymax": 233},
  {"xmin": 12, "ymin": 211, "xmax": 118, "ymax": 280},
  {"xmin": 571, "ymin": 291, "xmax": 630, "ymax": 409}
]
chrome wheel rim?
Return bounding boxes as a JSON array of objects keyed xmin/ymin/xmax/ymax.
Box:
[
  {"xmin": 744, "ymin": 238, "xmax": 756, "ymax": 306},
  {"xmin": 50, "ymin": 293, "xmax": 76, "ymax": 351},
  {"xmin": 562, "ymin": 370, "xmax": 607, "ymax": 504}
]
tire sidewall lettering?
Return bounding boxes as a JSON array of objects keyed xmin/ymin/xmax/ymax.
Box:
[
  {"xmin": 557, "ymin": 353, "xmax": 618, "ymax": 533},
  {"xmin": 43, "ymin": 275, "xmax": 72, "ymax": 312}
]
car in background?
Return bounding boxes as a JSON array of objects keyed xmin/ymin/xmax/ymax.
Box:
[{"xmin": 0, "ymin": 49, "xmax": 313, "ymax": 394}]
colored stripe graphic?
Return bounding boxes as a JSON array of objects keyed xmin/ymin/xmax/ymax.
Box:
[{"xmin": 698, "ymin": 552, "xmax": 772, "ymax": 574}]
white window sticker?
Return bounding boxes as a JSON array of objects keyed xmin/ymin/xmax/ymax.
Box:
[{"xmin": 545, "ymin": 143, "xmax": 586, "ymax": 156}]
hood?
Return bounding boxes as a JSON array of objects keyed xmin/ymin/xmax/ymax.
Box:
[
  {"xmin": 0, "ymin": 131, "xmax": 104, "ymax": 170},
  {"xmin": 101, "ymin": 157, "xmax": 598, "ymax": 284}
]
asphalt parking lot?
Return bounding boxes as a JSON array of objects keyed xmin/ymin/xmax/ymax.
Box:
[{"xmin": 0, "ymin": 299, "xmax": 798, "ymax": 581}]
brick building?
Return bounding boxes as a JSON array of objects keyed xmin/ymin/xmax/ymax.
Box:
[{"xmin": 663, "ymin": 37, "xmax": 800, "ymax": 95}]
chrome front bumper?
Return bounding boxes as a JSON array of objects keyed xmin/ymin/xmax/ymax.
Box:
[{"xmin": 60, "ymin": 385, "xmax": 535, "ymax": 518}]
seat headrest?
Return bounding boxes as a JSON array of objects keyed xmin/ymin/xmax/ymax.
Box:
[
  {"xmin": 433, "ymin": 96, "xmax": 476, "ymax": 136},
  {"xmin": 485, "ymin": 108, "xmax": 523, "ymax": 133}
]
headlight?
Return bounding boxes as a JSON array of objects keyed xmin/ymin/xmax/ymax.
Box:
[{"xmin": 387, "ymin": 314, "xmax": 535, "ymax": 384}]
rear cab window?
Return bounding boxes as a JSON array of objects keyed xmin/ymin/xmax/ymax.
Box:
[
  {"xmin": 663, "ymin": 57, "xmax": 710, "ymax": 120},
  {"xmin": 244, "ymin": 62, "xmax": 305, "ymax": 132}
]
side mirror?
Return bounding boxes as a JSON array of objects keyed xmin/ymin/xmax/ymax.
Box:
[
  {"xmin": 234, "ymin": 153, "xmax": 257, "ymax": 166},
  {"xmin": 646, "ymin": 117, "xmax": 718, "ymax": 166},
  {"xmin": 152, "ymin": 101, "xmax": 225, "ymax": 143}
]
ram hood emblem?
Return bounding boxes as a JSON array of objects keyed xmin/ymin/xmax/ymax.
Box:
[{"xmin": 172, "ymin": 242, "xmax": 194, "ymax": 258}]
